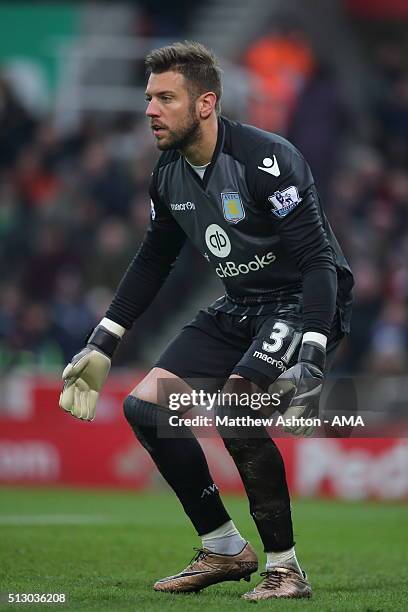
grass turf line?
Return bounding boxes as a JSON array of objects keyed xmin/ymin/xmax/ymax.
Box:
[{"xmin": 0, "ymin": 488, "xmax": 406, "ymax": 611}]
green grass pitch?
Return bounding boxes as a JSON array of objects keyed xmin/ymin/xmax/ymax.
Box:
[{"xmin": 0, "ymin": 488, "xmax": 406, "ymax": 611}]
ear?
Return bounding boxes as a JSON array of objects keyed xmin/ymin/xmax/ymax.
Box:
[{"xmin": 198, "ymin": 91, "xmax": 217, "ymax": 119}]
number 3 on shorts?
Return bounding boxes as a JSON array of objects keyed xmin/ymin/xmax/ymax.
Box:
[{"xmin": 262, "ymin": 322, "xmax": 302, "ymax": 363}]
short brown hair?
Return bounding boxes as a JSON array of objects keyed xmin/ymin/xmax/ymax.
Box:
[{"xmin": 145, "ymin": 41, "xmax": 222, "ymax": 114}]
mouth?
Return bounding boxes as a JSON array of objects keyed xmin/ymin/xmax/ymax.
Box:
[{"xmin": 151, "ymin": 124, "xmax": 167, "ymax": 137}]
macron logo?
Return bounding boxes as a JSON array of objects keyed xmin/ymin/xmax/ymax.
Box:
[
  {"xmin": 257, "ymin": 156, "xmax": 280, "ymax": 177},
  {"xmin": 171, "ymin": 201, "xmax": 196, "ymax": 211}
]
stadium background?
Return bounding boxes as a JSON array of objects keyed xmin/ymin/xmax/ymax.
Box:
[{"xmin": 0, "ymin": 2, "xmax": 407, "ymax": 610}]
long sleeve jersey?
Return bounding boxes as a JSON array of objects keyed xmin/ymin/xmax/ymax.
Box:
[{"xmin": 106, "ymin": 116, "xmax": 354, "ymax": 336}]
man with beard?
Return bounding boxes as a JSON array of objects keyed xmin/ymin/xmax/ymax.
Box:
[{"xmin": 59, "ymin": 41, "xmax": 353, "ymax": 601}]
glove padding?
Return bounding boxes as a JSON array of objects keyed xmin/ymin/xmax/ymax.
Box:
[
  {"xmin": 273, "ymin": 362, "xmax": 323, "ymax": 436},
  {"xmin": 59, "ymin": 347, "xmax": 111, "ymax": 421}
]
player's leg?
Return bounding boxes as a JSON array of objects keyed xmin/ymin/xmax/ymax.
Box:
[
  {"xmin": 218, "ymin": 312, "xmax": 344, "ymax": 600},
  {"xmin": 216, "ymin": 373, "xmax": 298, "ymax": 562},
  {"xmin": 215, "ymin": 314, "xmax": 305, "ymax": 597},
  {"xmin": 123, "ymin": 311, "xmax": 258, "ymax": 592},
  {"xmin": 217, "ymin": 373, "xmax": 311, "ymax": 600},
  {"xmin": 125, "ymin": 367, "xmax": 232, "ymax": 537}
]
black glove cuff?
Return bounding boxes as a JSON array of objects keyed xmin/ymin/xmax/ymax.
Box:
[
  {"xmin": 86, "ymin": 326, "xmax": 121, "ymax": 358},
  {"xmin": 299, "ymin": 342, "xmax": 326, "ymax": 371}
]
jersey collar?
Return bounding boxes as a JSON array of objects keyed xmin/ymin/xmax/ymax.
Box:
[{"xmin": 183, "ymin": 116, "xmax": 225, "ymax": 190}]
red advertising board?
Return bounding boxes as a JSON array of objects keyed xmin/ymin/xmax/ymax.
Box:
[{"xmin": 0, "ymin": 376, "xmax": 406, "ymax": 499}]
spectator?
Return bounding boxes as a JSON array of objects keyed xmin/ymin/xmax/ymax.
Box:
[{"xmin": 243, "ymin": 28, "xmax": 315, "ymax": 133}]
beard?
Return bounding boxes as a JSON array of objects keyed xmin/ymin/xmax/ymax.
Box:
[{"xmin": 155, "ymin": 105, "xmax": 201, "ymax": 151}]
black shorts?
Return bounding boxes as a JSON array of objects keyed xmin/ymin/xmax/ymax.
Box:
[{"xmin": 155, "ymin": 302, "xmax": 345, "ymax": 392}]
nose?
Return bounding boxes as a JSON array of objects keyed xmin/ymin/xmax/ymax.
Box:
[{"xmin": 146, "ymin": 99, "xmax": 159, "ymax": 118}]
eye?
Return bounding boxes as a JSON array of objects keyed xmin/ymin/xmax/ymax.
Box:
[
  {"xmin": 145, "ymin": 95, "xmax": 152, "ymax": 103},
  {"xmin": 161, "ymin": 95, "xmax": 173, "ymax": 102}
]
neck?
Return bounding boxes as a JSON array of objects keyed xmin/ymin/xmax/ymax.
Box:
[{"xmin": 182, "ymin": 114, "xmax": 218, "ymax": 166}]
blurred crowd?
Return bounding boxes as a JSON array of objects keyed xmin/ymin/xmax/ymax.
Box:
[
  {"xmin": 324, "ymin": 39, "xmax": 408, "ymax": 374},
  {"xmin": 0, "ymin": 28, "xmax": 407, "ymax": 376},
  {"xmin": 244, "ymin": 30, "xmax": 408, "ymax": 374},
  {"xmin": 0, "ymin": 77, "xmax": 206, "ymax": 372}
]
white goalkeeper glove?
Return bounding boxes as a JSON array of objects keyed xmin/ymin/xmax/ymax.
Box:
[{"xmin": 59, "ymin": 318, "xmax": 124, "ymax": 421}]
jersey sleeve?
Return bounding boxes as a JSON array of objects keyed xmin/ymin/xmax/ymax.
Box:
[
  {"xmin": 105, "ymin": 170, "xmax": 187, "ymax": 329},
  {"xmin": 248, "ymin": 143, "xmax": 337, "ymax": 337}
]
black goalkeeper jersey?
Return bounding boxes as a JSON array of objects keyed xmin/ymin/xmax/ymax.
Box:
[{"xmin": 106, "ymin": 117, "xmax": 354, "ymax": 336}]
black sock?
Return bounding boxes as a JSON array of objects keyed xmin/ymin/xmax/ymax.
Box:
[
  {"xmin": 217, "ymin": 401, "xmax": 294, "ymax": 552},
  {"xmin": 123, "ymin": 395, "xmax": 231, "ymax": 535}
]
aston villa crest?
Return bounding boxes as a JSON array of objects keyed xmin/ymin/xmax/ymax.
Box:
[{"xmin": 221, "ymin": 192, "xmax": 245, "ymax": 224}]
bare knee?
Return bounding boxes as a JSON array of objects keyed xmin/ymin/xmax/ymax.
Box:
[
  {"xmin": 130, "ymin": 367, "xmax": 192, "ymax": 409},
  {"xmin": 130, "ymin": 367, "xmax": 172, "ymax": 405}
]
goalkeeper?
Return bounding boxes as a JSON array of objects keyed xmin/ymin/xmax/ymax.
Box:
[{"xmin": 60, "ymin": 41, "xmax": 353, "ymax": 601}]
